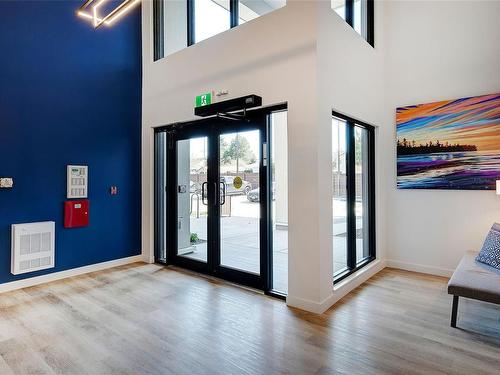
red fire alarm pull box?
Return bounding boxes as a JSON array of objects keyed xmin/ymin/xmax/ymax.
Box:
[{"xmin": 64, "ymin": 199, "xmax": 89, "ymax": 228}]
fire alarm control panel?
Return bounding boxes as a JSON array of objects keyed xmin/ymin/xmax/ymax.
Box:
[
  {"xmin": 64, "ymin": 200, "xmax": 89, "ymax": 228},
  {"xmin": 67, "ymin": 165, "xmax": 88, "ymax": 199}
]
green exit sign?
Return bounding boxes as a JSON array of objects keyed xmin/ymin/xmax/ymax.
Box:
[{"xmin": 195, "ymin": 93, "xmax": 212, "ymax": 107}]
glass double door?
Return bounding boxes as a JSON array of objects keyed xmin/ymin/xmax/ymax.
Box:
[{"xmin": 168, "ymin": 116, "xmax": 269, "ymax": 290}]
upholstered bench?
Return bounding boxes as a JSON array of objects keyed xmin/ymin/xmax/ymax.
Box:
[{"xmin": 447, "ymin": 251, "xmax": 500, "ymax": 327}]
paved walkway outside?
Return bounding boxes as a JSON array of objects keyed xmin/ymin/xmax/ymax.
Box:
[{"xmin": 180, "ymin": 196, "xmax": 361, "ymax": 294}]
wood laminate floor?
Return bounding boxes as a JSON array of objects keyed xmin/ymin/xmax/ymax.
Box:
[{"xmin": 0, "ymin": 264, "xmax": 499, "ymax": 375}]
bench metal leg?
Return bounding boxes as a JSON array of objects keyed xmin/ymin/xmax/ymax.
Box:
[{"xmin": 451, "ymin": 295, "xmax": 459, "ymax": 328}]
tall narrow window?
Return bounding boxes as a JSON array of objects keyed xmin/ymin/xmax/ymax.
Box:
[
  {"xmin": 331, "ymin": 0, "xmax": 374, "ymax": 47},
  {"xmin": 154, "ymin": 131, "xmax": 168, "ymax": 262},
  {"xmin": 332, "ymin": 117, "xmax": 348, "ymax": 277},
  {"xmin": 153, "ymin": 0, "xmax": 188, "ymax": 61},
  {"xmin": 355, "ymin": 125, "xmax": 371, "ymax": 263},
  {"xmin": 193, "ymin": 0, "xmax": 231, "ymax": 43},
  {"xmin": 270, "ymin": 110, "xmax": 288, "ymax": 295},
  {"xmin": 332, "ymin": 112, "xmax": 375, "ymax": 283}
]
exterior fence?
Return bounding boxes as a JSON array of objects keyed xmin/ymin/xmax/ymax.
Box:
[{"xmin": 333, "ymin": 173, "xmax": 364, "ymax": 199}]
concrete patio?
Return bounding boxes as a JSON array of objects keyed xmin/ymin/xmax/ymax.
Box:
[{"xmin": 179, "ymin": 195, "xmax": 367, "ymax": 294}]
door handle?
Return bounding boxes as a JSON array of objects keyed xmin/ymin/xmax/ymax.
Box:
[
  {"xmin": 220, "ymin": 182, "xmax": 226, "ymax": 206},
  {"xmin": 262, "ymin": 142, "xmax": 268, "ymax": 167},
  {"xmin": 201, "ymin": 182, "xmax": 208, "ymax": 205}
]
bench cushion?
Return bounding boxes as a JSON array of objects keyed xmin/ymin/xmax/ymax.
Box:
[{"xmin": 448, "ymin": 251, "xmax": 500, "ymax": 305}]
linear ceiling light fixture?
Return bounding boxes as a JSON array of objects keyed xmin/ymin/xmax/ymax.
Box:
[{"xmin": 77, "ymin": 0, "xmax": 140, "ymax": 28}]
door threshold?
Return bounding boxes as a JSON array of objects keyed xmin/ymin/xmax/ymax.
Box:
[{"xmin": 165, "ymin": 264, "xmax": 279, "ymax": 298}]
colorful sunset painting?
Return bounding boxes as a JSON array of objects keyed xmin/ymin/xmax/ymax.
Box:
[{"xmin": 396, "ymin": 93, "xmax": 500, "ymax": 190}]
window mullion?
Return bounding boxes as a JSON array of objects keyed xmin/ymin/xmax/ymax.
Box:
[
  {"xmin": 187, "ymin": 0, "xmax": 195, "ymax": 46},
  {"xmin": 345, "ymin": 0, "xmax": 354, "ymax": 27},
  {"xmin": 153, "ymin": 0, "xmax": 165, "ymax": 61},
  {"xmin": 230, "ymin": 0, "xmax": 238, "ymax": 27},
  {"xmin": 366, "ymin": 0, "xmax": 375, "ymax": 47}
]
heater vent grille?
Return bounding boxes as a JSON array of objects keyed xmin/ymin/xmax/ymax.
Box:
[{"xmin": 11, "ymin": 222, "xmax": 55, "ymax": 275}]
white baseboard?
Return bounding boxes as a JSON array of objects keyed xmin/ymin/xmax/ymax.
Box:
[
  {"xmin": 286, "ymin": 293, "xmax": 335, "ymax": 314},
  {"xmin": 0, "ymin": 255, "xmax": 144, "ymax": 294},
  {"xmin": 142, "ymin": 253, "xmax": 155, "ymax": 264},
  {"xmin": 330, "ymin": 259, "xmax": 386, "ymax": 307},
  {"xmin": 286, "ymin": 259, "xmax": 386, "ymax": 314},
  {"xmin": 386, "ymin": 259, "xmax": 453, "ymax": 277}
]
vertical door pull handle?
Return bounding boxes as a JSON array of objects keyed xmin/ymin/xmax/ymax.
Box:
[
  {"xmin": 263, "ymin": 142, "xmax": 268, "ymax": 166},
  {"xmin": 201, "ymin": 182, "xmax": 208, "ymax": 205},
  {"xmin": 220, "ymin": 182, "xmax": 226, "ymax": 205}
]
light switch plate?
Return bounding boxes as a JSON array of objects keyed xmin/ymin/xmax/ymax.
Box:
[{"xmin": 0, "ymin": 178, "xmax": 13, "ymax": 188}]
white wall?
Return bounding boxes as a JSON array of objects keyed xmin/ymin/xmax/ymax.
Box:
[{"xmin": 383, "ymin": 0, "xmax": 500, "ymax": 276}]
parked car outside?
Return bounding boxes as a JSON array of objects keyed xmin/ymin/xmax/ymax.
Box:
[{"xmin": 247, "ymin": 183, "xmax": 276, "ymax": 202}]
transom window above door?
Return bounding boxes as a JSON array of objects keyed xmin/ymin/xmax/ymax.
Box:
[{"xmin": 153, "ymin": 0, "xmax": 286, "ymax": 61}]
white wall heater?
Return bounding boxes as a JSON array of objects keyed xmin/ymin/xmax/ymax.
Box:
[{"xmin": 11, "ymin": 221, "xmax": 55, "ymax": 275}]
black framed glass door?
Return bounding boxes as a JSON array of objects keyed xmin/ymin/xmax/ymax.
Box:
[{"xmin": 166, "ymin": 114, "xmax": 269, "ymax": 290}]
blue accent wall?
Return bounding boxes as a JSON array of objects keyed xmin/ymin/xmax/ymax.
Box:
[{"xmin": 0, "ymin": 1, "xmax": 142, "ymax": 284}]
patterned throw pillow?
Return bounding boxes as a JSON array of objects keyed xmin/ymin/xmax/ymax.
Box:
[{"xmin": 476, "ymin": 223, "xmax": 500, "ymax": 270}]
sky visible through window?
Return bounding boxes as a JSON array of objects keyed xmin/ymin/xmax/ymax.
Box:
[
  {"xmin": 195, "ymin": 0, "xmax": 281, "ymax": 42},
  {"xmin": 195, "ymin": 0, "xmax": 230, "ymax": 43},
  {"xmin": 332, "ymin": 0, "xmax": 362, "ymax": 37}
]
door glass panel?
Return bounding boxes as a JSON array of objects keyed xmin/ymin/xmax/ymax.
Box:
[
  {"xmin": 271, "ymin": 111, "xmax": 288, "ymax": 294},
  {"xmin": 219, "ymin": 130, "xmax": 260, "ymax": 274},
  {"xmin": 355, "ymin": 126, "xmax": 370, "ymax": 263},
  {"xmin": 332, "ymin": 117, "xmax": 348, "ymax": 276},
  {"xmin": 177, "ymin": 137, "xmax": 208, "ymax": 262}
]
